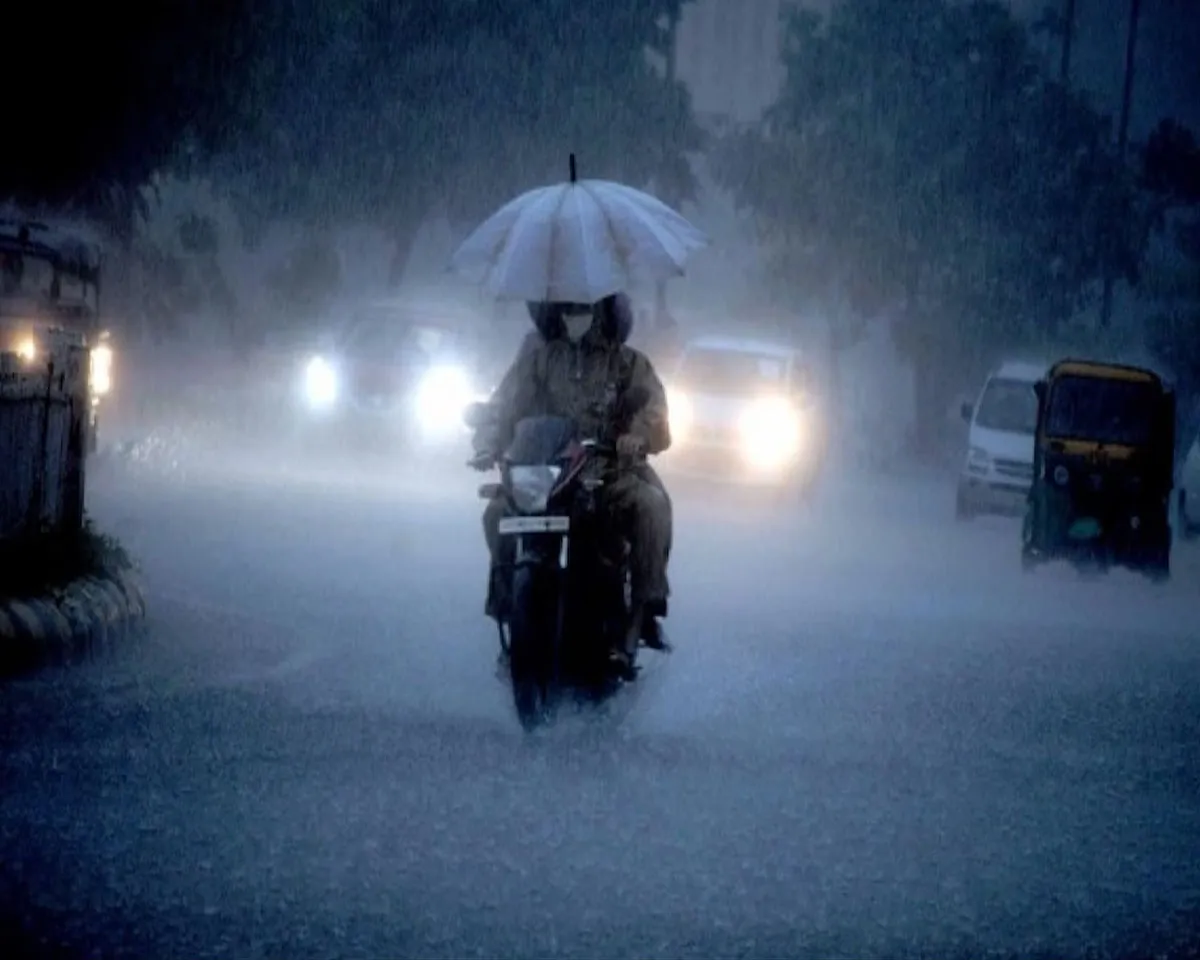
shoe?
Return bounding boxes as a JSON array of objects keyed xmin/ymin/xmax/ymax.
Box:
[
  {"xmin": 640, "ymin": 614, "xmax": 672, "ymax": 652},
  {"xmin": 606, "ymin": 649, "xmax": 638, "ymax": 683}
]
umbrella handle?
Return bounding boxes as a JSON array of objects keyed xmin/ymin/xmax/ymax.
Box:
[{"xmin": 569, "ymin": 153, "xmax": 577, "ymax": 183}]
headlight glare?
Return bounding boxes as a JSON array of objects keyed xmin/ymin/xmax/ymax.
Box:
[
  {"xmin": 667, "ymin": 387, "xmax": 693, "ymax": 442},
  {"xmin": 738, "ymin": 396, "xmax": 803, "ymax": 469},
  {"xmin": 304, "ymin": 355, "xmax": 338, "ymax": 408},
  {"xmin": 90, "ymin": 344, "xmax": 113, "ymax": 395},
  {"xmin": 414, "ymin": 364, "xmax": 475, "ymax": 435}
]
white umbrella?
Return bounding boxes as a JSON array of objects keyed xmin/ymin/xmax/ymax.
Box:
[{"xmin": 450, "ymin": 154, "xmax": 708, "ymax": 303}]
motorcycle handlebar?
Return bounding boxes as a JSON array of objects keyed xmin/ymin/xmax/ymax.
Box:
[
  {"xmin": 466, "ymin": 439, "xmax": 630, "ymax": 471},
  {"xmin": 581, "ymin": 438, "xmax": 617, "ymax": 456}
]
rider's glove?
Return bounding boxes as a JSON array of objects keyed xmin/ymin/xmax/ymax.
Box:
[{"xmin": 468, "ymin": 451, "xmax": 497, "ymax": 471}]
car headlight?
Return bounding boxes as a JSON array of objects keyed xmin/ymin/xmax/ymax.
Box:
[
  {"xmin": 667, "ymin": 387, "xmax": 693, "ymax": 442},
  {"xmin": 509, "ymin": 464, "xmax": 562, "ymax": 514},
  {"xmin": 304, "ymin": 355, "xmax": 339, "ymax": 408},
  {"xmin": 15, "ymin": 336, "xmax": 37, "ymax": 364},
  {"xmin": 738, "ymin": 396, "xmax": 803, "ymax": 469},
  {"xmin": 413, "ymin": 364, "xmax": 475, "ymax": 434},
  {"xmin": 966, "ymin": 445, "xmax": 990, "ymax": 472},
  {"xmin": 89, "ymin": 344, "xmax": 113, "ymax": 396}
]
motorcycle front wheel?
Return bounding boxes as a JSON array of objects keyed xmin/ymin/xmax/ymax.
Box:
[{"xmin": 508, "ymin": 564, "xmax": 559, "ymax": 731}]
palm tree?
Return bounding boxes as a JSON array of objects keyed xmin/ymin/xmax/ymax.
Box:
[
  {"xmin": 1059, "ymin": 0, "xmax": 1078, "ymax": 84},
  {"xmin": 1098, "ymin": 0, "xmax": 1145, "ymax": 328}
]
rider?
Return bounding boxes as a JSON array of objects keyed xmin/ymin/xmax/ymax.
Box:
[{"xmin": 477, "ymin": 293, "xmax": 673, "ymax": 675}]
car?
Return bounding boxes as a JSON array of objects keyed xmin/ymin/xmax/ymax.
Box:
[
  {"xmin": 956, "ymin": 360, "xmax": 1046, "ymax": 520},
  {"xmin": 291, "ymin": 298, "xmax": 489, "ymax": 454},
  {"xmin": 659, "ymin": 335, "xmax": 825, "ymax": 494},
  {"xmin": 1179, "ymin": 434, "xmax": 1200, "ymax": 540}
]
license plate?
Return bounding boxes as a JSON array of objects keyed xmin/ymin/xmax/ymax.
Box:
[{"xmin": 498, "ymin": 515, "xmax": 570, "ymax": 535}]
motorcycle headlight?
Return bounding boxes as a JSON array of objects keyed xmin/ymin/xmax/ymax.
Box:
[
  {"xmin": 508, "ymin": 465, "xmax": 562, "ymax": 514},
  {"xmin": 414, "ymin": 364, "xmax": 475, "ymax": 435},
  {"xmin": 738, "ymin": 396, "xmax": 803, "ymax": 469},
  {"xmin": 667, "ymin": 387, "xmax": 693, "ymax": 443},
  {"xmin": 89, "ymin": 344, "xmax": 113, "ymax": 396},
  {"xmin": 304, "ymin": 355, "xmax": 338, "ymax": 408}
]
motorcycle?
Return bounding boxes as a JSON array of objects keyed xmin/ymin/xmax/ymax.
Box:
[{"xmin": 465, "ymin": 401, "xmax": 654, "ymax": 730}]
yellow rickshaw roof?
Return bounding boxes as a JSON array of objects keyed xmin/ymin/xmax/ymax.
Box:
[{"xmin": 1048, "ymin": 359, "xmax": 1162, "ymax": 386}]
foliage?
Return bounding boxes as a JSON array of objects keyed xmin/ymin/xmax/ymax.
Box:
[
  {"xmin": 1143, "ymin": 120, "xmax": 1200, "ymax": 206},
  {"xmin": 1140, "ymin": 119, "xmax": 1200, "ymax": 386},
  {"xmin": 3, "ymin": 1, "xmax": 702, "ymax": 265},
  {"xmin": 1, "ymin": 1, "xmax": 250, "ymax": 241},
  {"xmin": 0, "ymin": 519, "xmax": 131, "ymax": 603},
  {"xmin": 265, "ymin": 235, "xmax": 344, "ymax": 320},
  {"xmin": 181, "ymin": 0, "xmax": 704, "ymax": 270},
  {"xmin": 712, "ymin": 0, "xmax": 1141, "ymax": 354}
]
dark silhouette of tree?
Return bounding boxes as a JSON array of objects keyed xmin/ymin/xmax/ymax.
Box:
[
  {"xmin": 193, "ymin": 0, "xmax": 704, "ymax": 281},
  {"xmin": 2, "ymin": 0, "xmax": 703, "ymax": 275},
  {"xmin": 1141, "ymin": 119, "xmax": 1200, "ymax": 424},
  {"xmin": 712, "ymin": 0, "xmax": 1143, "ymax": 459},
  {"xmin": 1, "ymin": 1, "xmax": 252, "ymax": 241}
]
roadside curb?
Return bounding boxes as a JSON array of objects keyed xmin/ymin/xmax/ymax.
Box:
[{"xmin": 0, "ymin": 566, "xmax": 147, "ymax": 678}]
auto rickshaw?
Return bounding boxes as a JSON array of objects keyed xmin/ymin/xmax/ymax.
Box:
[{"xmin": 1021, "ymin": 359, "xmax": 1175, "ymax": 581}]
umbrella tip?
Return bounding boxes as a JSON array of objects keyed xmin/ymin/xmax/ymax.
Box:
[{"xmin": 569, "ymin": 153, "xmax": 577, "ymax": 183}]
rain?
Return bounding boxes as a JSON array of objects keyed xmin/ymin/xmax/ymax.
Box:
[{"xmin": 2, "ymin": 1, "xmax": 1200, "ymax": 958}]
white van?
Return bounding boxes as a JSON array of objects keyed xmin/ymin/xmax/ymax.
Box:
[{"xmin": 956, "ymin": 361, "xmax": 1046, "ymax": 520}]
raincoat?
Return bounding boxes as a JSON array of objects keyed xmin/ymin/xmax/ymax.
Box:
[{"xmin": 482, "ymin": 294, "xmax": 673, "ymax": 611}]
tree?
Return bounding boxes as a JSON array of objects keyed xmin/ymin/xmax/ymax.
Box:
[
  {"xmin": 192, "ymin": 0, "xmax": 704, "ymax": 284},
  {"xmin": 0, "ymin": 1, "xmax": 253, "ymax": 241},
  {"xmin": 3, "ymin": 0, "xmax": 703, "ymax": 287},
  {"xmin": 712, "ymin": 0, "xmax": 1142, "ymax": 459},
  {"xmin": 1141, "ymin": 119, "xmax": 1200, "ymax": 414}
]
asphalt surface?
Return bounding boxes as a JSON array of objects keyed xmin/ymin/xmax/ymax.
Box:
[{"xmin": 3, "ymin": 430, "xmax": 1200, "ymax": 959}]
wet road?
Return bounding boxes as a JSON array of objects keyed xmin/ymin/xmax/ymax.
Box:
[{"xmin": 3, "ymin": 442, "xmax": 1200, "ymax": 959}]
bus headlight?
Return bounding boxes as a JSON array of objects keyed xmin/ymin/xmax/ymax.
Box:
[
  {"xmin": 90, "ymin": 344, "xmax": 113, "ymax": 395},
  {"xmin": 16, "ymin": 336, "xmax": 37, "ymax": 364}
]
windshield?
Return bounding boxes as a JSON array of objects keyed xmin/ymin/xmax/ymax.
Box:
[
  {"xmin": 975, "ymin": 377, "xmax": 1038, "ymax": 435},
  {"xmin": 678, "ymin": 347, "xmax": 789, "ymax": 395},
  {"xmin": 1044, "ymin": 375, "xmax": 1161, "ymax": 446}
]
